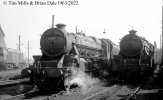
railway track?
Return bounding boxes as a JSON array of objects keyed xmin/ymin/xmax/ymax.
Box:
[
  {"xmin": 126, "ymin": 85, "xmax": 141, "ymax": 100},
  {"xmin": 83, "ymin": 84, "xmax": 122, "ymax": 100},
  {"xmin": 0, "ymin": 78, "xmax": 29, "ymax": 88},
  {"xmin": 37, "ymin": 85, "xmax": 121, "ymax": 100},
  {"xmin": 83, "ymin": 84, "xmax": 142, "ymax": 100},
  {"xmin": 1, "ymin": 90, "xmax": 38, "ymax": 100},
  {"xmin": 0, "ymin": 83, "xmax": 143, "ymax": 100},
  {"xmin": 0, "ymin": 84, "xmax": 118, "ymax": 100}
]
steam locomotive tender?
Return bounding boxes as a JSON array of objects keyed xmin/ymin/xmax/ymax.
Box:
[
  {"xmin": 118, "ymin": 29, "xmax": 155, "ymax": 82},
  {"xmin": 21, "ymin": 23, "xmax": 119, "ymax": 91}
]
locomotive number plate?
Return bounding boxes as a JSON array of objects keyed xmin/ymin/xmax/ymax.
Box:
[{"xmin": 48, "ymin": 37, "xmax": 57, "ymax": 40}]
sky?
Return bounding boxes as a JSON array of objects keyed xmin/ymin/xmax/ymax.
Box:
[{"xmin": 0, "ymin": 0, "xmax": 162, "ymax": 59}]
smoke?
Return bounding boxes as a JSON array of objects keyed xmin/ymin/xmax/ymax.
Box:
[{"xmin": 65, "ymin": 66, "xmax": 101, "ymax": 95}]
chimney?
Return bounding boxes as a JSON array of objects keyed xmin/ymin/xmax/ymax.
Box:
[
  {"xmin": 56, "ymin": 23, "xmax": 66, "ymax": 30},
  {"xmin": 129, "ymin": 29, "xmax": 137, "ymax": 35}
]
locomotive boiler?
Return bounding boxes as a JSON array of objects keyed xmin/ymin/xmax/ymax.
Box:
[
  {"xmin": 118, "ymin": 29, "xmax": 156, "ymax": 82},
  {"xmin": 21, "ymin": 23, "xmax": 120, "ymax": 91}
]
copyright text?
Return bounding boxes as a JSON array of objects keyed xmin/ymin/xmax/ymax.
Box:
[{"xmin": 3, "ymin": 0, "xmax": 79, "ymax": 6}]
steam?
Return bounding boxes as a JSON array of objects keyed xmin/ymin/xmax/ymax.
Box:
[
  {"xmin": 154, "ymin": 65, "xmax": 160, "ymax": 74},
  {"xmin": 155, "ymin": 48, "xmax": 162, "ymax": 65},
  {"xmin": 65, "ymin": 66, "xmax": 101, "ymax": 95},
  {"xmin": 154, "ymin": 48, "xmax": 162, "ymax": 74}
]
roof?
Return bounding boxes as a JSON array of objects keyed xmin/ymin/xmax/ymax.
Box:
[
  {"xmin": 0, "ymin": 25, "xmax": 7, "ymax": 48},
  {"xmin": 0, "ymin": 25, "xmax": 5, "ymax": 37},
  {"xmin": 7, "ymin": 48, "xmax": 23, "ymax": 54}
]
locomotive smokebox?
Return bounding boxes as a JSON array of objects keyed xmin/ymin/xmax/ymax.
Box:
[
  {"xmin": 120, "ymin": 30, "xmax": 144, "ymax": 57},
  {"xmin": 40, "ymin": 24, "xmax": 67, "ymax": 57}
]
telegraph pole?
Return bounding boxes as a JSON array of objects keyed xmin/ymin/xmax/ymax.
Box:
[
  {"xmin": 160, "ymin": 35, "xmax": 162, "ymax": 49},
  {"xmin": 161, "ymin": 4, "xmax": 163, "ymax": 65},
  {"xmin": 28, "ymin": 41, "xmax": 29, "ymax": 65},
  {"xmin": 19, "ymin": 35, "xmax": 21, "ymax": 51},
  {"xmin": 103, "ymin": 29, "xmax": 106, "ymax": 34},
  {"xmin": 18, "ymin": 35, "xmax": 23, "ymax": 51},
  {"xmin": 52, "ymin": 15, "xmax": 54, "ymax": 28},
  {"xmin": 76, "ymin": 26, "xmax": 78, "ymax": 33}
]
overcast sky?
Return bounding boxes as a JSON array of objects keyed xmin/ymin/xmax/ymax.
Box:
[{"xmin": 0, "ymin": 0, "xmax": 162, "ymax": 59}]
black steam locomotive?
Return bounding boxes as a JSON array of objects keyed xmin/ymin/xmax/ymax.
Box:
[
  {"xmin": 21, "ymin": 23, "xmax": 120, "ymax": 91},
  {"xmin": 118, "ymin": 29, "xmax": 156, "ymax": 82}
]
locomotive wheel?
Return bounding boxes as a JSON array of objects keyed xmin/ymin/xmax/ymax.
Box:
[
  {"xmin": 36, "ymin": 79, "xmax": 48, "ymax": 92},
  {"xmin": 58, "ymin": 77, "xmax": 66, "ymax": 91},
  {"xmin": 37, "ymin": 84, "xmax": 47, "ymax": 92},
  {"xmin": 118, "ymin": 72, "xmax": 125, "ymax": 84},
  {"xmin": 37, "ymin": 77, "xmax": 65, "ymax": 92}
]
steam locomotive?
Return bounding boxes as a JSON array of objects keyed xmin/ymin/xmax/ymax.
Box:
[
  {"xmin": 118, "ymin": 29, "xmax": 156, "ymax": 82},
  {"xmin": 21, "ymin": 23, "xmax": 120, "ymax": 91}
]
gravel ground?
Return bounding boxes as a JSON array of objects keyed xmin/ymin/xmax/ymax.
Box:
[
  {"xmin": 1, "ymin": 70, "xmax": 163, "ymax": 100},
  {"xmin": 30, "ymin": 84, "xmax": 109, "ymax": 100},
  {"xmin": 0, "ymin": 68, "xmax": 23, "ymax": 81},
  {"xmin": 136, "ymin": 89, "xmax": 163, "ymax": 100},
  {"xmin": 0, "ymin": 84, "xmax": 110, "ymax": 100},
  {"xmin": 2, "ymin": 83, "xmax": 160, "ymax": 100},
  {"xmin": 136, "ymin": 77, "xmax": 163, "ymax": 100}
]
